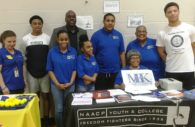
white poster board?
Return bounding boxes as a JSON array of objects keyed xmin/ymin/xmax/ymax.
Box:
[
  {"xmin": 121, "ymin": 70, "xmax": 156, "ymax": 93},
  {"xmin": 104, "ymin": 0, "xmax": 120, "ymax": 13},
  {"xmin": 127, "ymin": 15, "xmax": 143, "ymax": 27},
  {"xmin": 76, "ymin": 16, "xmax": 93, "ymax": 30}
]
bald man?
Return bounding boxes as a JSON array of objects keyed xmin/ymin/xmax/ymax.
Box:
[{"xmin": 50, "ymin": 10, "xmax": 87, "ymax": 53}]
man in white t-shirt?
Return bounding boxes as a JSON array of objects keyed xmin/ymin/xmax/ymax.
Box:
[{"xmin": 157, "ymin": 2, "xmax": 195, "ymax": 90}]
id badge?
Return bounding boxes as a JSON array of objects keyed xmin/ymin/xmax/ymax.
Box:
[{"xmin": 14, "ymin": 67, "xmax": 19, "ymax": 77}]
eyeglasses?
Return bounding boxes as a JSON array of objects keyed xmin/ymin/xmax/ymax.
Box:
[{"xmin": 130, "ymin": 56, "xmax": 140, "ymax": 60}]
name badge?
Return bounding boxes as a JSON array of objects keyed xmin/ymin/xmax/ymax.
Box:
[
  {"xmin": 92, "ymin": 62, "xmax": 96, "ymax": 66},
  {"xmin": 14, "ymin": 67, "xmax": 19, "ymax": 78}
]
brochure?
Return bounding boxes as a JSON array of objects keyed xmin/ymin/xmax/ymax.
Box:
[{"xmin": 71, "ymin": 97, "xmax": 92, "ymax": 105}]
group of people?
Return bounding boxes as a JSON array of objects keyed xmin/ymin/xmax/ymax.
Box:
[{"xmin": 0, "ymin": 2, "xmax": 195, "ymax": 127}]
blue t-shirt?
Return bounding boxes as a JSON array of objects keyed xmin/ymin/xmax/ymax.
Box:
[
  {"xmin": 126, "ymin": 38, "xmax": 165, "ymax": 80},
  {"xmin": 0, "ymin": 48, "xmax": 25, "ymax": 90},
  {"xmin": 114, "ymin": 65, "xmax": 147, "ymax": 85},
  {"xmin": 76, "ymin": 54, "xmax": 99, "ymax": 86},
  {"xmin": 46, "ymin": 46, "xmax": 77, "ymax": 84},
  {"xmin": 91, "ymin": 28, "xmax": 125, "ymax": 73}
]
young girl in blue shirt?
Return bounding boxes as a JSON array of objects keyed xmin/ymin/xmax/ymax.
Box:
[
  {"xmin": 76, "ymin": 34, "xmax": 99, "ymax": 92},
  {"xmin": 47, "ymin": 30, "xmax": 77, "ymax": 127}
]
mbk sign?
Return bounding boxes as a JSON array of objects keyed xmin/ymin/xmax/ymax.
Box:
[
  {"xmin": 121, "ymin": 70, "xmax": 156, "ymax": 92},
  {"xmin": 127, "ymin": 73, "xmax": 152, "ymax": 85}
]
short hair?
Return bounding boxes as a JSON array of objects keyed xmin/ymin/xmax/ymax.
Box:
[
  {"xmin": 164, "ymin": 2, "xmax": 179, "ymax": 14},
  {"xmin": 79, "ymin": 34, "xmax": 89, "ymax": 49},
  {"xmin": 65, "ymin": 10, "xmax": 76, "ymax": 18},
  {"xmin": 126, "ymin": 49, "xmax": 141, "ymax": 65},
  {"xmin": 103, "ymin": 13, "xmax": 115, "ymax": 21},
  {"xmin": 136, "ymin": 25, "xmax": 147, "ymax": 33},
  {"xmin": 0, "ymin": 30, "xmax": 16, "ymax": 43},
  {"xmin": 29, "ymin": 15, "xmax": 43, "ymax": 24},
  {"xmin": 56, "ymin": 30, "xmax": 68, "ymax": 38}
]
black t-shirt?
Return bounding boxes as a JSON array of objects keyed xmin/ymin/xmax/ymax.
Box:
[{"xmin": 26, "ymin": 45, "xmax": 49, "ymax": 78}]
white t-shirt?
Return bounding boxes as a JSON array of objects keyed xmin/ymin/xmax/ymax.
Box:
[
  {"xmin": 157, "ymin": 22, "xmax": 195, "ymax": 73},
  {"xmin": 23, "ymin": 33, "xmax": 50, "ymax": 47}
]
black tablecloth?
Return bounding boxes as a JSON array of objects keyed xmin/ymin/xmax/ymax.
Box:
[{"xmin": 64, "ymin": 94, "xmax": 195, "ymax": 127}]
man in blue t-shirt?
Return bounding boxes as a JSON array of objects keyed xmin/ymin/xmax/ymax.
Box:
[{"xmin": 91, "ymin": 13, "xmax": 126, "ymax": 90}]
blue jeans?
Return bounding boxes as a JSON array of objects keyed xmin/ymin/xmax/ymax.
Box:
[
  {"xmin": 77, "ymin": 84, "xmax": 95, "ymax": 92},
  {"xmin": 51, "ymin": 83, "xmax": 75, "ymax": 127}
]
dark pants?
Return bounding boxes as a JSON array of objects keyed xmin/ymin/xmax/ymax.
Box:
[
  {"xmin": 0, "ymin": 88, "xmax": 24, "ymax": 95},
  {"xmin": 95, "ymin": 72, "xmax": 118, "ymax": 90},
  {"xmin": 166, "ymin": 72, "xmax": 194, "ymax": 90}
]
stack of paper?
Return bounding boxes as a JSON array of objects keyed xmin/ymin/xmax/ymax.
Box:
[
  {"xmin": 96, "ymin": 98, "xmax": 115, "ymax": 103},
  {"xmin": 108, "ymin": 89, "xmax": 127, "ymax": 96},
  {"xmin": 71, "ymin": 97, "xmax": 92, "ymax": 105},
  {"xmin": 160, "ymin": 90, "xmax": 183, "ymax": 98},
  {"xmin": 72, "ymin": 92, "xmax": 93, "ymax": 98},
  {"xmin": 131, "ymin": 95, "xmax": 160, "ymax": 102},
  {"xmin": 71, "ymin": 92, "xmax": 93, "ymax": 105},
  {"xmin": 127, "ymin": 89, "xmax": 152, "ymax": 95}
]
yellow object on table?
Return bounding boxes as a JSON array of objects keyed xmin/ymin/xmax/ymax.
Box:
[{"xmin": 0, "ymin": 94, "xmax": 41, "ymax": 127}]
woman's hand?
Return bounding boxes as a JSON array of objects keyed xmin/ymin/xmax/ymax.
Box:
[
  {"xmin": 64, "ymin": 82, "xmax": 72, "ymax": 89},
  {"xmin": 84, "ymin": 80, "xmax": 92, "ymax": 85},
  {"xmin": 24, "ymin": 86, "xmax": 29, "ymax": 93},
  {"xmin": 120, "ymin": 84, "xmax": 126, "ymax": 90},
  {"xmin": 2, "ymin": 86, "xmax": 9, "ymax": 95},
  {"xmin": 56, "ymin": 84, "xmax": 66, "ymax": 90}
]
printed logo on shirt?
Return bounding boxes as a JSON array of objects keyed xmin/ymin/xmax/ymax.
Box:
[
  {"xmin": 171, "ymin": 35, "xmax": 184, "ymax": 47},
  {"xmin": 147, "ymin": 45, "xmax": 154, "ymax": 49},
  {"xmin": 112, "ymin": 36, "xmax": 119, "ymax": 40},
  {"xmin": 18, "ymin": 55, "xmax": 23, "ymax": 57},
  {"xmin": 17, "ymin": 55, "xmax": 23, "ymax": 59},
  {"xmin": 91, "ymin": 62, "xmax": 96, "ymax": 66},
  {"xmin": 67, "ymin": 55, "xmax": 75, "ymax": 60},
  {"xmin": 6, "ymin": 55, "xmax": 13, "ymax": 60},
  {"xmin": 30, "ymin": 41, "xmax": 43, "ymax": 45}
]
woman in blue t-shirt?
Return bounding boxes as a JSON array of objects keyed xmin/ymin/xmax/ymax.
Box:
[
  {"xmin": 126, "ymin": 25, "xmax": 164, "ymax": 81},
  {"xmin": 76, "ymin": 34, "xmax": 99, "ymax": 92},
  {"xmin": 0, "ymin": 30, "xmax": 26, "ymax": 95},
  {"xmin": 114, "ymin": 49, "xmax": 147, "ymax": 89}
]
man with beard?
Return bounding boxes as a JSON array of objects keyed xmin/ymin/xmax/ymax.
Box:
[{"xmin": 50, "ymin": 10, "xmax": 87, "ymax": 53}]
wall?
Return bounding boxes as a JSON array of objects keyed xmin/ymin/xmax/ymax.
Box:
[{"xmin": 0, "ymin": 0, "xmax": 195, "ymax": 49}]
